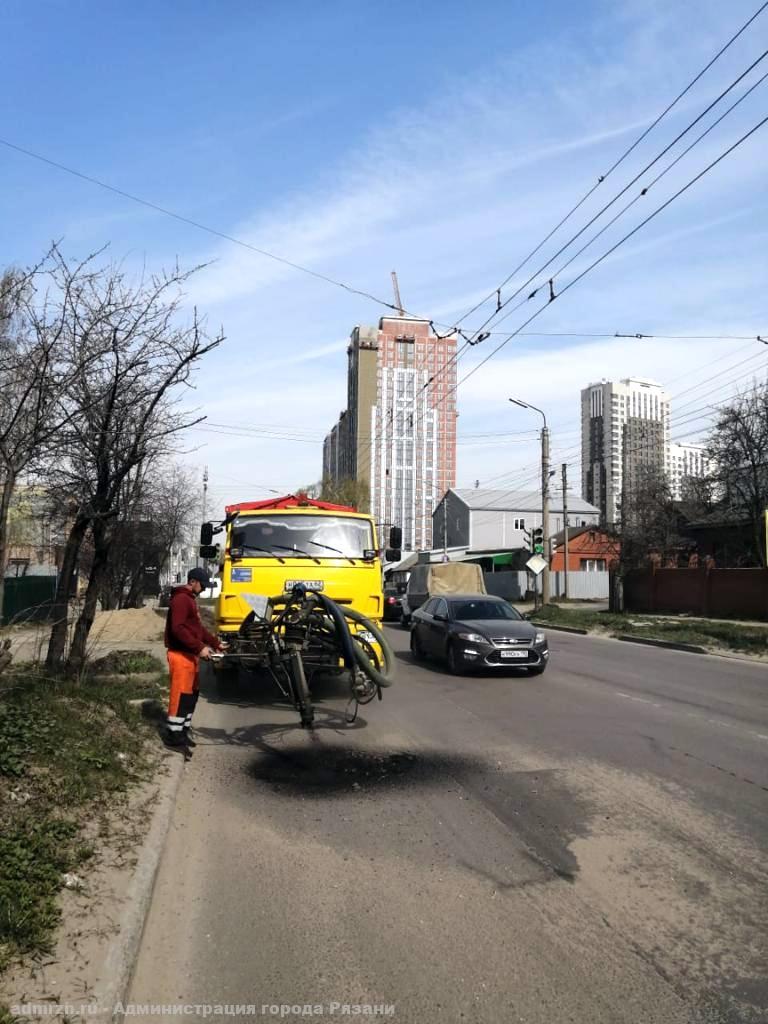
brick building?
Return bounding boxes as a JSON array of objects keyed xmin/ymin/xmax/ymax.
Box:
[
  {"xmin": 323, "ymin": 317, "xmax": 458, "ymax": 551},
  {"xmin": 550, "ymin": 525, "xmax": 620, "ymax": 572}
]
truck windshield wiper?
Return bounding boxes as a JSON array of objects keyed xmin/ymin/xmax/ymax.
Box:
[
  {"xmin": 305, "ymin": 540, "xmax": 356, "ymax": 565},
  {"xmin": 237, "ymin": 544, "xmax": 286, "ymax": 564},
  {"xmin": 268, "ymin": 544, "xmax": 321, "ymax": 565}
]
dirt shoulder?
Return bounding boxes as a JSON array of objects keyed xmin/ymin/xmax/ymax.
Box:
[{"xmin": 0, "ymin": 612, "xmax": 174, "ymax": 1023}]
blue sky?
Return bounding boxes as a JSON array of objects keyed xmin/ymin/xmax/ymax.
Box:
[{"xmin": 1, "ymin": 0, "xmax": 767, "ymax": 511}]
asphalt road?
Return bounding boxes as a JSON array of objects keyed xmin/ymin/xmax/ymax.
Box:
[{"xmin": 129, "ymin": 627, "xmax": 768, "ymax": 1024}]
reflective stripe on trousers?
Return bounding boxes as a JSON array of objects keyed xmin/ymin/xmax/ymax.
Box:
[{"xmin": 167, "ymin": 650, "xmax": 200, "ymax": 731}]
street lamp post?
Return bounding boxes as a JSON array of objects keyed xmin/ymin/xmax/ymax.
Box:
[{"xmin": 510, "ymin": 399, "xmax": 551, "ymax": 606}]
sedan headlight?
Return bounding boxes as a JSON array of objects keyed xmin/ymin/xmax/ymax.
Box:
[
  {"xmin": 535, "ymin": 631, "xmax": 546, "ymax": 645},
  {"xmin": 457, "ymin": 632, "xmax": 489, "ymax": 644}
]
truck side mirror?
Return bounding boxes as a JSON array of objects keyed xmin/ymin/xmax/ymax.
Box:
[
  {"xmin": 200, "ymin": 522, "xmax": 214, "ymax": 545},
  {"xmin": 199, "ymin": 544, "xmax": 219, "ymax": 560},
  {"xmin": 385, "ymin": 547, "xmax": 401, "ymax": 563},
  {"xmin": 389, "ymin": 525, "xmax": 402, "ymax": 549}
]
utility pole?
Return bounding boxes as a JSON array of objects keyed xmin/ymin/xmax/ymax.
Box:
[
  {"xmin": 562, "ymin": 463, "xmax": 569, "ymax": 601},
  {"xmin": 442, "ymin": 491, "xmax": 449, "ymax": 561},
  {"xmin": 198, "ymin": 465, "xmax": 209, "ymax": 569},
  {"xmin": 510, "ymin": 398, "xmax": 550, "ymax": 605},
  {"xmin": 541, "ymin": 424, "xmax": 551, "ymax": 605}
]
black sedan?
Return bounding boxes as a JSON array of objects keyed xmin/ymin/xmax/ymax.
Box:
[{"xmin": 409, "ymin": 593, "xmax": 549, "ymax": 676}]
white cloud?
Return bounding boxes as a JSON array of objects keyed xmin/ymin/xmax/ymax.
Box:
[{"xmin": 162, "ymin": 0, "xmax": 768, "ymax": 505}]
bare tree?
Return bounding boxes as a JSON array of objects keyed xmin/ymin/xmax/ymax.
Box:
[
  {"xmin": 41, "ymin": 250, "xmax": 223, "ymax": 672},
  {"xmin": 95, "ymin": 460, "xmax": 199, "ymax": 610},
  {"xmin": 706, "ymin": 383, "xmax": 768, "ymax": 566},
  {"xmin": 619, "ymin": 466, "xmax": 686, "ymax": 570},
  {"xmin": 0, "ymin": 256, "xmax": 103, "ymax": 616}
]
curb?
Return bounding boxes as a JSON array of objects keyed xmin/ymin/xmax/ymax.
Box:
[
  {"xmin": 530, "ymin": 621, "xmax": 588, "ymax": 635},
  {"xmin": 92, "ymin": 748, "xmax": 185, "ymax": 1023},
  {"xmin": 617, "ymin": 634, "xmax": 708, "ymax": 655}
]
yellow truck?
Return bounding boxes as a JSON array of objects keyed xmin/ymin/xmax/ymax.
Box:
[{"xmin": 199, "ymin": 494, "xmax": 400, "ymax": 683}]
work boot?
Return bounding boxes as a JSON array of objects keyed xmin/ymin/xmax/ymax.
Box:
[
  {"xmin": 182, "ymin": 728, "xmax": 197, "ymax": 748},
  {"xmin": 163, "ymin": 728, "xmax": 188, "ymax": 748}
]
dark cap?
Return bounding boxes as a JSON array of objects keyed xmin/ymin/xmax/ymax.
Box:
[{"xmin": 187, "ymin": 567, "xmax": 211, "ymax": 589}]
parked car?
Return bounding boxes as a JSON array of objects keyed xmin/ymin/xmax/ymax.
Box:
[
  {"xmin": 383, "ymin": 586, "xmax": 403, "ymax": 621},
  {"xmin": 409, "ymin": 594, "xmax": 548, "ymax": 676},
  {"xmin": 401, "ymin": 561, "xmax": 486, "ymax": 625},
  {"xmin": 158, "ymin": 585, "xmax": 172, "ymax": 609}
]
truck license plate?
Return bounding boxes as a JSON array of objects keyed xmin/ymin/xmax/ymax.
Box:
[
  {"xmin": 501, "ymin": 650, "xmax": 527, "ymax": 659},
  {"xmin": 284, "ymin": 579, "xmax": 324, "ymax": 592}
]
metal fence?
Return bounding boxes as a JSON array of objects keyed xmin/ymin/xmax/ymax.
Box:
[
  {"xmin": 483, "ymin": 569, "xmax": 609, "ymax": 602},
  {"xmin": 2, "ymin": 576, "xmax": 57, "ymax": 625},
  {"xmin": 550, "ymin": 571, "xmax": 609, "ymax": 600}
]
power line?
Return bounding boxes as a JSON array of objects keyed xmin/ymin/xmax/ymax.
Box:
[
  {"xmin": 447, "ymin": 0, "xmax": 768, "ymax": 334},
  {"xmin": 450, "ymin": 113, "xmax": 768, "ymax": 401},
  {"xmin": 354, "ymin": 27, "xmax": 768, "ymax": 469},
  {"xmin": 461, "ymin": 46, "xmax": 768, "ymax": 344},
  {"xmin": 0, "ymin": 138, "xmax": 432, "ymax": 322}
]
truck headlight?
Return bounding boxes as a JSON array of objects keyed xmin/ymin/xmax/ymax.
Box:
[{"xmin": 458, "ymin": 632, "xmax": 489, "ymax": 644}]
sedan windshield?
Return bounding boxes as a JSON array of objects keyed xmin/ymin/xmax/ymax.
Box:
[
  {"xmin": 230, "ymin": 514, "xmax": 374, "ymax": 559},
  {"xmin": 449, "ymin": 599, "xmax": 521, "ymax": 621}
]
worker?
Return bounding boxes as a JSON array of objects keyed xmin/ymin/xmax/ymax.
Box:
[{"xmin": 163, "ymin": 567, "xmax": 223, "ymax": 747}]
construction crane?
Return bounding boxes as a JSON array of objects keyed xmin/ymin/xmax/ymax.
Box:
[{"xmin": 391, "ymin": 271, "xmax": 404, "ymax": 317}]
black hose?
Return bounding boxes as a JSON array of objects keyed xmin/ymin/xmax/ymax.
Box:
[
  {"xmin": 269, "ymin": 588, "xmax": 395, "ymax": 689},
  {"xmin": 339, "ymin": 605, "xmax": 395, "ymax": 688}
]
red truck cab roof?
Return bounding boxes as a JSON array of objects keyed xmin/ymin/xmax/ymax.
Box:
[{"xmin": 225, "ymin": 493, "xmax": 357, "ymax": 516}]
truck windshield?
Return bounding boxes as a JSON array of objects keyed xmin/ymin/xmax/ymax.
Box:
[{"xmin": 230, "ymin": 515, "xmax": 374, "ymax": 560}]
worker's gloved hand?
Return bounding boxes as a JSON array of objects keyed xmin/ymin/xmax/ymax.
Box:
[
  {"xmin": 200, "ymin": 645, "xmax": 213, "ymax": 660},
  {"xmin": 219, "ymin": 640, "xmax": 229, "ymax": 651}
]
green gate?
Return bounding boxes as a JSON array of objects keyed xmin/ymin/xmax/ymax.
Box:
[{"xmin": 2, "ymin": 576, "xmax": 57, "ymax": 625}]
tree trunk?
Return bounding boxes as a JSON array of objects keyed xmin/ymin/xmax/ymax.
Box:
[
  {"xmin": 67, "ymin": 521, "xmax": 110, "ymax": 676},
  {"xmin": 0, "ymin": 470, "xmax": 18, "ymax": 624},
  {"xmin": 46, "ymin": 514, "xmax": 89, "ymax": 671},
  {"xmin": 125, "ymin": 567, "xmax": 144, "ymax": 609}
]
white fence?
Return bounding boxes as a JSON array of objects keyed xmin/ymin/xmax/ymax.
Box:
[
  {"xmin": 550, "ymin": 570, "xmax": 609, "ymax": 599},
  {"xmin": 483, "ymin": 570, "xmax": 609, "ymax": 601}
]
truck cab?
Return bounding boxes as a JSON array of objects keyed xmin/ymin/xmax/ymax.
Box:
[{"xmin": 199, "ymin": 495, "xmax": 401, "ymax": 674}]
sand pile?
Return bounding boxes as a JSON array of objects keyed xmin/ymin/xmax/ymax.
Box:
[{"xmin": 89, "ymin": 606, "xmax": 165, "ymax": 644}]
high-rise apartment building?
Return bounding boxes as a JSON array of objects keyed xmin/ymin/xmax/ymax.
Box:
[
  {"xmin": 581, "ymin": 378, "xmax": 670, "ymax": 525},
  {"xmin": 667, "ymin": 442, "xmax": 710, "ymax": 499},
  {"xmin": 323, "ymin": 317, "xmax": 458, "ymax": 551}
]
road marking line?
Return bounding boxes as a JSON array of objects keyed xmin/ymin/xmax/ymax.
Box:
[
  {"xmin": 616, "ymin": 692, "xmax": 661, "ymax": 707},
  {"xmin": 616, "ymin": 692, "xmax": 767, "ymax": 742}
]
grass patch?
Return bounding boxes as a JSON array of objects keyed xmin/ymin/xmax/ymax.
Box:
[
  {"xmin": 89, "ymin": 649, "xmax": 164, "ymax": 676},
  {"xmin": 532, "ymin": 605, "xmax": 768, "ymax": 656},
  {"xmin": 0, "ymin": 664, "xmax": 163, "ymax": 975}
]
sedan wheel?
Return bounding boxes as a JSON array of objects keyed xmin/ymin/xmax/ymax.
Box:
[
  {"xmin": 410, "ymin": 629, "xmax": 426, "ymax": 661},
  {"xmin": 446, "ymin": 643, "xmax": 464, "ymax": 676}
]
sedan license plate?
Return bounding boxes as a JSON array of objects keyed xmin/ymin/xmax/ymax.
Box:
[
  {"xmin": 501, "ymin": 650, "xmax": 528, "ymax": 659},
  {"xmin": 284, "ymin": 579, "xmax": 324, "ymax": 592}
]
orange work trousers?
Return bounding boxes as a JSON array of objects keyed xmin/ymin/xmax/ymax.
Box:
[{"xmin": 166, "ymin": 650, "xmax": 200, "ymax": 735}]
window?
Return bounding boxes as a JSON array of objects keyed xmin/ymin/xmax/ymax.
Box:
[
  {"xmin": 513, "ymin": 517, "xmax": 526, "ymax": 530},
  {"xmin": 434, "ymin": 598, "xmax": 449, "ymax": 619},
  {"xmin": 581, "ymin": 558, "xmax": 607, "ymax": 571}
]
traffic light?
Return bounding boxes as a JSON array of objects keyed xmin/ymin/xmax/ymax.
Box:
[{"xmin": 532, "ymin": 527, "xmax": 544, "ymax": 554}]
